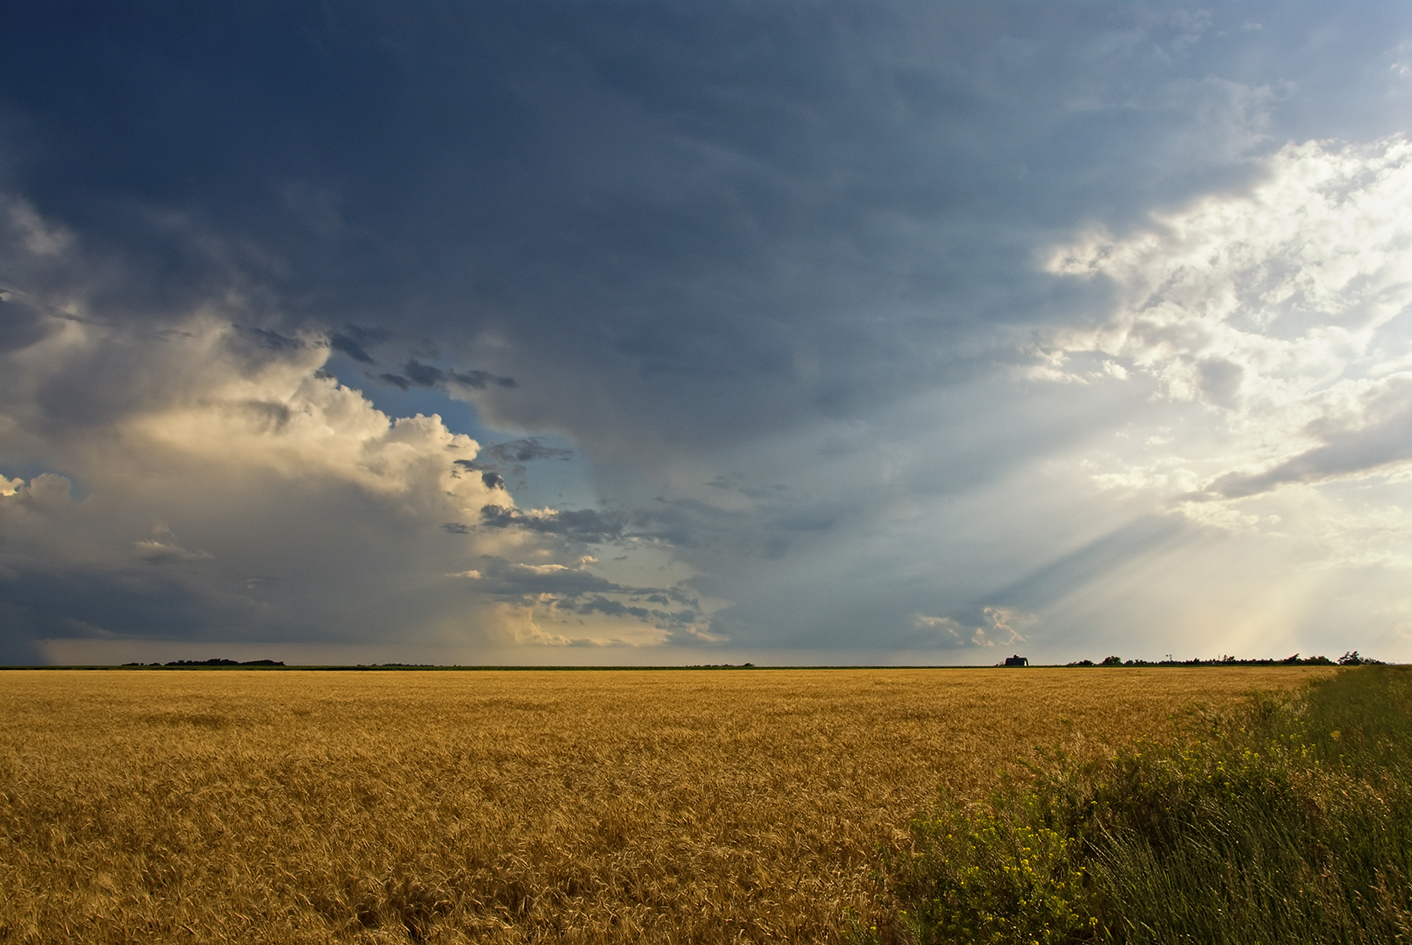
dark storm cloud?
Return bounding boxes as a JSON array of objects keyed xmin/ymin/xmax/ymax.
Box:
[
  {"xmin": 457, "ymin": 370, "xmax": 517, "ymax": 390},
  {"xmin": 575, "ymin": 595, "xmax": 699, "ymax": 628},
  {"xmin": 460, "ymin": 438, "xmax": 576, "ymax": 486},
  {"xmin": 656, "ymin": 489, "xmax": 847, "ymax": 553},
  {"xmin": 330, "ymin": 334, "xmax": 375, "ymax": 364},
  {"xmin": 0, "ymin": 290, "xmax": 63, "ymax": 353},
  {"xmin": 0, "ymin": 562, "xmax": 242, "ymax": 649},
  {"xmin": 469, "ymin": 558, "xmax": 693, "ymax": 607},
  {"xmin": 469, "ymin": 557, "xmax": 637, "ymax": 598},
  {"xmin": 12, "ymin": 1, "xmax": 1405, "ymax": 450},
  {"xmin": 380, "ymin": 360, "xmax": 515, "ymax": 392},
  {"xmin": 480, "ymin": 439, "xmax": 574, "ymax": 464},
  {"xmin": 4, "ymin": 1, "xmax": 1412, "ymax": 661},
  {"xmin": 472, "ymin": 489, "xmax": 840, "ymax": 555},
  {"xmin": 403, "ymin": 360, "xmax": 453, "ymax": 389},
  {"xmin": 328, "ymin": 326, "xmax": 389, "ymax": 365},
  {"xmin": 237, "ymin": 327, "xmax": 304, "ymax": 352},
  {"xmin": 576, "ymin": 597, "xmax": 654, "ymax": 621},
  {"xmin": 464, "ymin": 558, "xmax": 701, "ymax": 632},
  {"xmin": 478, "ymin": 505, "xmax": 630, "ymax": 545}
]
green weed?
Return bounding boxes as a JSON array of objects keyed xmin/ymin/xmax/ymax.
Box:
[{"xmin": 871, "ymin": 667, "xmax": 1412, "ymax": 944}]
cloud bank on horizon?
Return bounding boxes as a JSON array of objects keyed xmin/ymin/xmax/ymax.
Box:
[{"xmin": 3, "ymin": 1, "xmax": 1412, "ymax": 664}]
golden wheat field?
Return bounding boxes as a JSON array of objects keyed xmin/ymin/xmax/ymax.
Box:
[{"xmin": 0, "ymin": 666, "xmax": 1331, "ymax": 944}]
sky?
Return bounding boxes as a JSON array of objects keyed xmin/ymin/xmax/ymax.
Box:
[{"xmin": 3, "ymin": 1, "xmax": 1412, "ymax": 665}]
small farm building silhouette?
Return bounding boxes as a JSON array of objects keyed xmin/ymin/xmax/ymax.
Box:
[{"xmin": 1004, "ymin": 654, "xmax": 1029, "ymax": 667}]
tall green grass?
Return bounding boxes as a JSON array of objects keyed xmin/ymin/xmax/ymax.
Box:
[{"xmin": 869, "ymin": 667, "xmax": 1412, "ymax": 944}]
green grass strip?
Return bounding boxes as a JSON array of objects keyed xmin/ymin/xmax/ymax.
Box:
[{"xmin": 866, "ymin": 667, "xmax": 1412, "ymax": 944}]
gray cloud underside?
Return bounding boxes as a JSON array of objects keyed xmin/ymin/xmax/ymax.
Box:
[
  {"xmin": 477, "ymin": 505, "xmax": 633, "ymax": 545},
  {"xmin": 477, "ymin": 439, "xmax": 575, "ymax": 465},
  {"xmin": 474, "ymin": 488, "xmax": 844, "ymax": 558},
  {"xmin": 468, "ymin": 557, "xmax": 700, "ymax": 627},
  {"xmin": 378, "ymin": 361, "xmax": 515, "ymax": 393},
  {"xmin": 9, "ymin": 2, "xmax": 1405, "ymax": 449},
  {"xmin": 329, "ymin": 335, "xmax": 375, "ymax": 365},
  {"xmin": 1209, "ymin": 381, "xmax": 1412, "ymax": 498},
  {"xmin": 4, "ymin": 2, "xmax": 1412, "ymax": 660}
]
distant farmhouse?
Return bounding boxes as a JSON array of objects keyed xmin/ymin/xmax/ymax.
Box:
[{"xmin": 1004, "ymin": 654, "xmax": 1029, "ymax": 667}]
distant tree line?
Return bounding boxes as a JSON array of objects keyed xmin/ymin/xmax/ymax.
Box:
[
  {"xmin": 1066, "ymin": 652, "xmax": 1382, "ymax": 667},
  {"xmin": 879, "ymin": 666, "xmax": 1412, "ymax": 942},
  {"xmin": 121, "ymin": 658, "xmax": 286, "ymax": 667}
]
